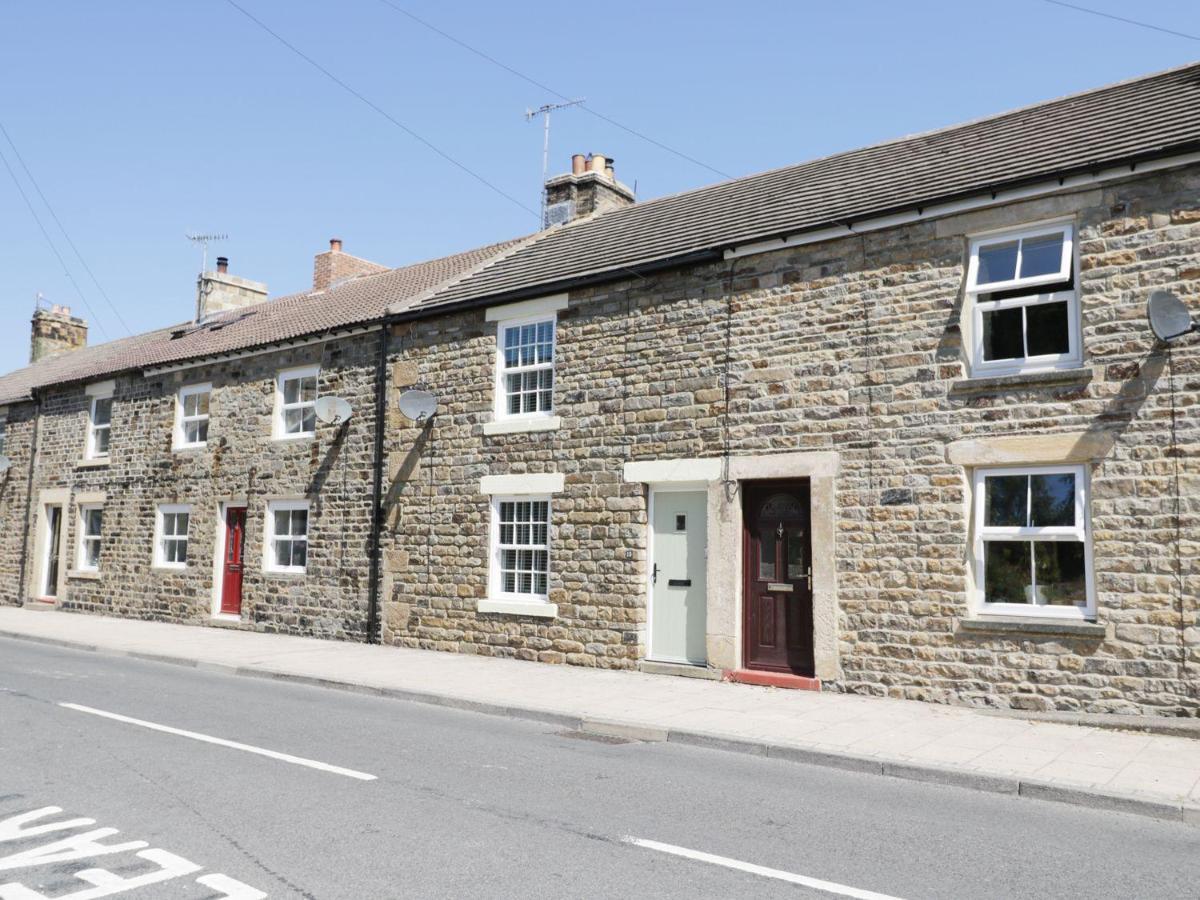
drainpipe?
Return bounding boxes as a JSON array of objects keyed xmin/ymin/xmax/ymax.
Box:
[
  {"xmin": 364, "ymin": 323, "xmax": 391, "ymax": 644},
  {"xmin": 16, "ymin": 394, "xmax": 41, "ymax": 604}
]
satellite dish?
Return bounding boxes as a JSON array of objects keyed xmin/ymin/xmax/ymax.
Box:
[
  {"xmin": 314, "ymin": 396, "xmax": 353, "ymax": 426},
  {"xmin": 397, "ymin": 389, "xmax": 437, "ymax": 422},
  {"xmin": 0, "ymin": 456, "xmax": 10, "ymax": 473},
  {"xmin": 1147, "ymin": 290, "xmax": 1197, "ymax": 342}
]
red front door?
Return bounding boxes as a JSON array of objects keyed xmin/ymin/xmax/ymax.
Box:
[
  {"xmin": 743, "ymin": 481, "xmax": 814, "ymax": 676},
  {"xmin": 220, "ymin": 507, "xmax": 247, "ymax": 616}
]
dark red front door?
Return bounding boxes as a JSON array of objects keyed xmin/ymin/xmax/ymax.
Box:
[
  {"xmin": 743, "ymin": 481, "xmax": 814, "ymax": 675},
  {"xmin": 220, "ymin": 507, "xmax": 247, "ymax": 615}
]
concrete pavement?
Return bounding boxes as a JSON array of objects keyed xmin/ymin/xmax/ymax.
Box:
[
  {"xmin": 1, "ymin": 606, "xmax": 1198, "ymax": 825},
  {"xmin": 4, "ymin": 638, "xmax": 1200, "ymax": 899}
]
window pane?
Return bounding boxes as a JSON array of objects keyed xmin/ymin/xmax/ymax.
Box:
[
  {"xmin": 1019, "ymin": 232, "xmax": 1064, "ymax": 280},
  {"xmin": 1031, "ymin": 473, "xmax": 1075, "ymax": 527},
  {"xmin": 301, "ymin": 408, "xmax": 316, "ymax": 434},
  {"xmin": 502, "ymin": 571, "xmax": 516, "ymax": 593},
  {"xmin": 275, "ymin": 510, "xmax": 291, "ymax": 536},
  {"xmin": 1034, "ymin": 541, "xmax": 1086, "ymax": 606},
  {"xmin": 984, "ymin": 541, "xmax": 1031, "ymax": 603},
  {"xmin": 787, "ymin": 530, "xmax": 806, "ymax": 579},
  {"xmin": 985, "ymin": 475, "xmax": 1027, "ymax": 527},
  {"xmin": 758, "ymin": 529, "xmax": 776, "ymax": 580},
  {"xmin": 85, "ymin": 509, "xmax": 103, "ymax": 536},
  {"xmin": 977, "ymin": 240, "xmax": 1018, "ymax": 285},
  {"xmin": 283, "ymin": 379, "xmax": 300, "ymax": 404},
  {"xmin": 291, "ymin": 541, "xmax": 307, "ymax": 568},
  {"xmin": 291, "ymin": 509, "xmax": 308, "ymax": 536},
  {"xmin": 85, "ymin": 539, "xmax": 101, "ymax": 568},
  {"xmin": 94, "ymin": 426, "xmax": 111, "ymax": 456},
  {"xmin": 1025, "ymin": 301, "xmax": 1070, "ymax": 357},
  {"xmin": 501, "ymin": 548, "xmax": 516, "ymax": 571},
  {"xmin": 981, "ymin": 306, "xmax": 1024, "ymax": 361},
  {"xmin": 506, "ymin": 374, "xmax": 522, "ymax": 415},
  {"xmin": 195, "ymin": 420, "xmax": 209, "ymax": 443},
  {"xmin": 532, "ymin": 502, "xmax": 548, "ymax": 522},
  {"xmin": 499, "ymin": 502, "xmax": 514, "ymax": 522},
  {"xmin": 538, "ymin": 369, "xmax": 553, "ymax": 411},
  {"xmin": 284, "ymin": 408, "xmax": 303, "ymax": 433},
  {"xmin": 275, "ymin": 539, "xmax": 292, "ymax": 568},
  {"xmin": 93, "ymin": 398, "xmax": 112, "ymax": 426},
  {"xmin": 299, "ymin": 377, "xmax": 317, "ymax": 403}
]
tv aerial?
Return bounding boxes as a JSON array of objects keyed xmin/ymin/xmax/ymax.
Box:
[
  {"xmin": 1147, "ymin": 290, "xmax": 1197, "ymax": 343},
  {"xmin": 314, "ymin": 396, "xmax": 354, "ymax": 426},
  {"xmin": 397, "ymin": 389, "xmax": 437, "ymax": 423}
]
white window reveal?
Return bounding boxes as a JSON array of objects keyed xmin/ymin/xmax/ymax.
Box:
[
  {"xmin": 76, "ymin": 504, "xmax": 103, "ymax": 572},
  {"xmin": 492, "ymin": 497, "xmax": 550, "ymax": 600},
  {"xmin": 155, "ymin": 504, "xmax": 191, "ymax": 569},
  {"xmin": 275, "ymin": 366, "xmax": 319, "ymax": 439},
  {"xmin": 966, "ymin": 223, "xmax": 1080, "ymax": 376},
  {"xmin": 175, "ymin": 383, "xmax": 211, "ymax": 449},
  {"xmin": 973, "ymin": 465, "xmax": 1094, "ymax": 619},
  {"xmin": 0, "ymin": 415, "xmax": 7, "ymax": 457},
  {"xmin": 85, "ymin": 383, "xmax": 115, "ymax": 460},
  {"xmin": 265, "ymin": 500, "xmax": 309, "ymax": 573}
]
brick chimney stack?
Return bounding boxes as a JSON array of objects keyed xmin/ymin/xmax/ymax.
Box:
[
  {"xmin": 543, "ymin": 152, "xmax": 635, "ymax": 226},
  {"xmin": 312, "ymin": 238, "xmax": 387, "ymax": 292},
  {"xmin": 196, "ymin": 257, "xmax": 268, "ymax": 321},
  {"xmin": 30, "ymin": 304, "xmax": 87, "ymax": 363}
]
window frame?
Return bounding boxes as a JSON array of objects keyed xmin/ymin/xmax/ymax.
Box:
[
  {"xmin": 153, "ymin": 503, "xmax": 192, "ymax": 570},
  {"xmin": 971, "ymin": 463, "xmax": 1095, "ymax": 620},
  {"xmin": 487, "ymin": 494, "xmax": 552, "ymax": 605},
  {"xmin": 174, "ymin": 382, "xmax": 212, "ymax": 450},
  {"xmin": 264, "ymin": 498, "xmax": 310, "ymax": 575},
  {"xmin": 493, "ymin": 315, "xmax": 556, "ymax": 422},
  {"xmin": 0, "ymin": 414, "xmax": 7, "ymax": 457},
  {"xmin": 86, "ymin": 391, "xmax": 113, "ymax": 460},
  {"xmin": 965, "ymin": 222, "xmax": 1081, "ymax": 377},
  {"xmin": 273, "ymin": 365, "xmax": 320, "ymax": 441},
  {"xmin": 75, "ymin": 503, "xmax": 103, "ymax": 573}
]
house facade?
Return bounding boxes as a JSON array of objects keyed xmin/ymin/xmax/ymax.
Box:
[{"xmin": 1, "ymin": 64, "xmax": 1198, "ymax": 716}]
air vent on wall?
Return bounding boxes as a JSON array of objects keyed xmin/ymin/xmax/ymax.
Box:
[{"xmin": 544, "ymin": 201, "xmax": 574, "ymax": 228}]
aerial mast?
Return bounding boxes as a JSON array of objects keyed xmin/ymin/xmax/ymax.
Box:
[{"xmin": 525, "ymin": 99, "xmax": 584, "ymax": 227}]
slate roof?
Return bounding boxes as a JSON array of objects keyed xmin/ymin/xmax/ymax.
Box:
[
  {"xmin": 3, "ymin": 62, "xmax": 1199, "ymax": 405},
  {"xmin": 0, "ymin": 237, "xmax": 528, "ymax": 405},
  {"xmin": 409, "ymin": 61, "xmax": 1200, "ymax": 314}
]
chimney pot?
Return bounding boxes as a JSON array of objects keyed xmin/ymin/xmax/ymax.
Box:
[
  {"xmin": 330, "ymin": 238, "xmax": 343, "ymax": 253},
  {"xmin": 215, "ymin": 256, "xmax": 228, "ymax": 274},
  {"xmin": 589, "ymin": 153, "xmax": 607, "ymax": 175},
  {"xmin": 571, "ymin": 154, "xmax": 586, "ymax": 176}
]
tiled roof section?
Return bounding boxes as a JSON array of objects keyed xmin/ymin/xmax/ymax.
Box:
[
  {"xmin": 416, "ymin": 62, "xmax": 1200, "ymax": 313},
  {"xmin": 0, "ymin": 237, "xmax": 525, "ymax": 405}
]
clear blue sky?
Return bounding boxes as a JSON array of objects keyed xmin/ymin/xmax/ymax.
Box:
[{"xmin": 1, "ymin": 1, "xmax": 1197, "ymax": 372}]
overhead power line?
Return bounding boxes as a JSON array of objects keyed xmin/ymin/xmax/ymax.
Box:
[
  {"xmin": 373, "ymin": 0, "xmax": 734, "ymax": 181},
  {"xmin": 0, "ymin": 121, "xmax": 133, "ymax": 336},
  {"xmin": 222, "ymin": 0, "xmax": 539, "ymax": 220},
  {"xmin": 0, "ymin": 143, "xmax": 111, "ymax": 341},
  {"xmin": 1039, "ymin": 0, "xmax": 1200, "ymax": 42}
]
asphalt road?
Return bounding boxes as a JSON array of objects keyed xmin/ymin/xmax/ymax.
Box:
[{"xmin": 1, "ymin": 637, "xmax": 1198, "ymax": 899}]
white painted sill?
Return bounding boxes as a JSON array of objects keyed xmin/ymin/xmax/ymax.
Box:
[
  {"xmin": 263, "ymin": 569, "xmax": 307, "ymax": 579},
  {"xmin": 171, "ymin": 443, "xmax": 208, "ymax": 454},
  {"xmin": 66, "ymin": 569, "xmax": 101, "ymax": 581},
  {"xmin": 151, "ymin": 564, "xmax": 188, "ymax": 573},
  {"xmin": 483, "ymin": 416, "xmax": 562, "ymax": 436},
  {"xmin": 210, "ymin": 613, "xmax": 242, "ymax": 623},
  {"xmin": 271, "ymin": 433, "xmax": 316, "ymax": 444},
  {"xmin": 76, "ymin": 457, "xmax": 110, "ymax": 469},
  {"xmin": 478, "ymin": 598, "xmax": 558, "ymax": 618}
]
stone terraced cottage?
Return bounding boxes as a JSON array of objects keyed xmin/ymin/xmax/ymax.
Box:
[{"xmin": 1, "ymin": 63, "xmax": 1197, "ymax": 716}]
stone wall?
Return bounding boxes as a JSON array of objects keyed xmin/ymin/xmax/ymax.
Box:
[
  {"xmin": 380, "ymin": 165, "xmax": 1199, "ymax": 715},
  {"xmin": 12, "ymin": 332, "xmax": 383, "ymax": 639}
]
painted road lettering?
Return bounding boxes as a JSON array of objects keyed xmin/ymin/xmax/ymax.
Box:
[{"xmin": 0, "ymin": 804, "xmax": 265, "ymax": 899}]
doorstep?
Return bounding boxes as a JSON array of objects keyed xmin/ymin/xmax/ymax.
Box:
[
  {"xmin": 638, "ymin": 659, "xmax": 722, "ymax": 681},
  {"xmin": 723, "ymin": 669, "xmax": 821, "ymax": 691}
]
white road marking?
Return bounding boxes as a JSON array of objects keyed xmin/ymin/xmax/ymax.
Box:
[
  {"xmin": 623, "ymin": 837, "xmax": 907, "ymax": 900},
  {"xmin": 196, "ymin": 873, "xmax": 268, "ymax": 899},
  {"xmin": 60, "ymin": 702, "xmax": 377, "ymax": 781}
]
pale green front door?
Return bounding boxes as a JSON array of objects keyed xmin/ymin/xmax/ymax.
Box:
[{"xmin": 649, "ymin": 490, "xmax": 708, "ymax": 665}]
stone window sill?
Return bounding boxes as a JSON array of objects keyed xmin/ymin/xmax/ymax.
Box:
[
  {"xmin": 76, "ymin": 457, "xmax": 111, "ymax": 469},
  {"xmin": 478, "ymin": 598, "xmax": 557, "ymax": 618},
  {"xmin": 263, "ymin": 570, "xmax": 307, "ymax": 580},
  {"xmin": 956, "ymin": 616, "xmax": 1107, "ymax": 639},
  {"xmin": 66, "ymin": 569, "xmax": 100, "ymax": 581},
  {"xmin": 483, "ymin": 416, "xmax": 561, "ymax": 437},
  {"xmin": 949, "ymin": 367, "xmax": 1093, "ymax": 395}
]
